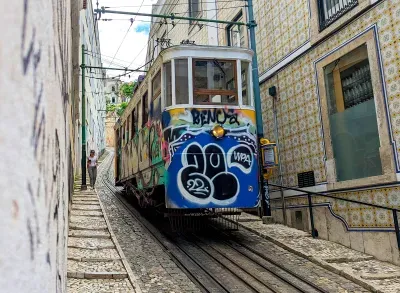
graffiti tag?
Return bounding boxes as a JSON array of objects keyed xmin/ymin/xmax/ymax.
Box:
[
  {"xmin": 178, "ymin": 142, "xmax": 239, "ymax": 205},
  {"xmin": 227, "ymin": 145, "xmax": 253, "ymax": 174},
  {"xmin": 191, "ymin": 108, "xmax": 239, "ymax": 126}
]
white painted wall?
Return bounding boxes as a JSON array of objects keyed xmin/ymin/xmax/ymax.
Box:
[
  {"xmin": 79, "ymin": 0, "xmax": 106, "ymax": 160},
  {"xmin": 0, "ymin": 0, "xmax": 72, "ymax": 292}
]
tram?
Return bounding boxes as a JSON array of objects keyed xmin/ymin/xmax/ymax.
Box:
[{"xmin": 114, "ymin": 45, "xmax": 259, "ymax": 212}]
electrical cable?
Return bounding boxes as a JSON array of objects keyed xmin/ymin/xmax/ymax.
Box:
[{"xmin": 107, "ymin": 0, "xmax": 145, "ymax": 68}]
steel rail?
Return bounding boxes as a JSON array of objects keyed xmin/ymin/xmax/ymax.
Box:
[
  {"xmin": 211, "ymin": 230, "xmax": 329, "ymax": 293},
  {"xmin": 191, "ymin": 233, "xmax": 321, "ymax": 293}
]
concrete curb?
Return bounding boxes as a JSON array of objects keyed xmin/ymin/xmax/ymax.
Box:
[
  {"xmin": 96, "ymin": 184, "xmax": 143, "ymax": 293},
  {"xmin": 235, "ymin": 221, "xmax": 382, "ymax": 293}
]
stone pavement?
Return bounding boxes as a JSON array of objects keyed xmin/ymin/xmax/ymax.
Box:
[
  {"xmin": 237, "ymin": 212, "xmax": 400, "ymax": 293},
  {"xmin": 67, "ymin": 180, "xmax": 141, "ymax": 293}
]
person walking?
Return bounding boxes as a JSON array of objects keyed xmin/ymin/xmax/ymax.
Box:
[{"xmin": 87, "ymin": 150, "xmax": 98, "ymax": 189}]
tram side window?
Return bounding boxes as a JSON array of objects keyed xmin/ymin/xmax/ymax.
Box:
[
  {"xmin": 164, "ymin": 62, "xmax": 172, "ymax": 107},
  {"xmin": 125, "ymin": 122, "xmax": 128, "ymax": 145},
  {"xmin": 241, "ymin": 61, "xmax": 251, "ymax": 106},
  {"xmin": 127, "ymin": 115, "xmax": 130, "ymax": 141},
  {"xmin": 175, "ymin": 59, "xmax": 189, "ymax": 104},
  {"xmin": 193, "ymin": 59, "xmax": 237, "ymax": 105},
  {"xmin": 122, "ymin": 124, "xmax": 125, "ymax": 145},
  {"xmin": 131, "ymin": 109, "xmax": 136, "ymax": 137},
  {"xmin": 142, "ymin": 92, "xmax": 148, "ymax": 128}
]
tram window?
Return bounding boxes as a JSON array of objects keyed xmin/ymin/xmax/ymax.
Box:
[
  {"xmin": 127, "ymin": 115, "xmax": 130, "ymax": 141},
  {"xmin": 164, "ymin": 62, "xmax": 172, "ymax": 107},
  {"xmin": 241, "ymin": 61, "xmax": 251, "ymax": 106},
  {"xmin": 175, "ymin": 59, "xmax": 189, "ymax": 104},
  {"xmin": 131, "ymin": 109, "xmax": 136, "ymax": 137},
  {"xmin": 193, "ymin": 59, "xmax": 237, "ymax": 104},
  {"xmin": 122, "ymin": 124, "xmax": 125, "ymax": 144},
  {"xmin": 152, "ymin": 70, "xmax": 161, "ymax": 99},
  {"xmin": 142, "ymin": 92, "xmax": 148, "ymax": 128}
]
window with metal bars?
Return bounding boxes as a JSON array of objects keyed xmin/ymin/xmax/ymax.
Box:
[{"xmin": 318, "ymin": 0, "xmax": 358, "ymax": 31}]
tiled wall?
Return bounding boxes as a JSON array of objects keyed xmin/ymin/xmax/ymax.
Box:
[
  {"xmin": 263, "ymin": 0, "xmax": 400, "ymax": 188},
  {"xmin": 253, "ymin": 0, "xmax": 310, "ymax": 74},
  {"xmin": 265, "ymin": 0, "xmax": 400, "ymax": 230}
]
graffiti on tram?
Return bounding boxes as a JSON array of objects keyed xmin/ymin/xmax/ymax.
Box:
[{"xmin": 162, "ymin": 108, "xmax": 259, "ymax": 208}]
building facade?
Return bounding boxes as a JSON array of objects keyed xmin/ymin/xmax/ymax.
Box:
[
  {"xmin": 104, "ymin": 78, "xmax": 122, "ymax": 104},
  {"xmin": 147, "ymin": 0, "xmax": 400, "ymax": 264},
  {"xmin": 72, "ymin": 0, "xmax": 106, "ymax": 174}
]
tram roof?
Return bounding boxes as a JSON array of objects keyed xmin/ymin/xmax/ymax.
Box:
[{"xmin": 160, "ymin": 45, "xmax": 254, "ymax": 62}]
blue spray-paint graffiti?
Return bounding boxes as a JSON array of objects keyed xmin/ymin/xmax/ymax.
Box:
[{"xmin": 166, "ymin": 132, "xmax": 259, "ymax": 208}]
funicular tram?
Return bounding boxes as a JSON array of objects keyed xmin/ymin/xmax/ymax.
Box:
[{"xmin": 114, "ymin": 45, "xmax": 260, "ymax": 225}]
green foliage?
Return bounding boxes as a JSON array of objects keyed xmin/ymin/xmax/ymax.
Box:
[
  {"xmin": 119, "ymin": 82, "xmax": 136, "ymax": 100},
  {"xmin": 117, "ymin": 102, "xmax": 128, "ymax": 117},
  {"xmin": 106, "ymin": 103, "xmax": 116, "ymax": 112}
]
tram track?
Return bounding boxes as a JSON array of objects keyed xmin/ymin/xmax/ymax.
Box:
[{"xmin": 98, "ymin": 151, "xmax": 338, "ymax": 293}]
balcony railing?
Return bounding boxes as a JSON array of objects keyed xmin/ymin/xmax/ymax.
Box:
[{"xmin": 318, "ymin": 0, "xmax": 358, "ymax": 31}]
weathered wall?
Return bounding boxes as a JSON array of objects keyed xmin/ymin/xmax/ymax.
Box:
[{"xmin": 0, "ymin": 0, "xmax": 72, "ymax": 292}]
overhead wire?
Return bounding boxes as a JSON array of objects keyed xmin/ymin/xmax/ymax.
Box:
[
  {"xmin": 124, "ymin": 0, "xmax": 182, "ymax": 69},
  {"xmin": 98, "ymin": 0, "xmax": 246, "ymax": 78},
  {"xmin": 107, "ymin": 0, "xmax": 146, "ymax": 67}
]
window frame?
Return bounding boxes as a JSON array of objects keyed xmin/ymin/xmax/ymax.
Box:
[
  {"xmin": 310, "ymin": 0, "xmax": 371, "ymax": 44},
  {"xmin": 317, "ymin": 0, "xmax": 358, "ymax": 32},
  {"xmin": 316, "ymin": 30, "xmax": 396, "ymax": 190},
  {"xmin": 141, "ymin": 91, "xmax": 148, "ymax": 128},
  {"xmin": 189, "ymin": 0, "xmax": 202, "ymax": 24},
  {"xmin": 192, "ymin": 58, "xmax": 238, "ymax": 105},
  {"xmin": 152, "ymin": 70, "xmax": 162, "ymax": 100},
  {"xmin": 226, "ymin": 11, "xmax": 245, "ymax": 47}
]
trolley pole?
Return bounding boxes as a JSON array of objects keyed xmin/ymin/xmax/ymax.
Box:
[
  {"xmin": 247, "ymin": 0, "xmax": 271, "ymax": 217},
  {"xmin": 81, "ymin": 44, "xmax": 87, "ymax": 190}
]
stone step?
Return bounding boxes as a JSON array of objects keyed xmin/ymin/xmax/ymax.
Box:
[
  {"xmin": 71, "ymin": 210, "xmax": 103, "ymax": 217},
  {"xmin": 72, "ymin": 204, "xmax": 102, "ymax": 211},
  {"xmin": 70, "ymin": 216, "xmax": 106, "ymax": 226},
  {"xmin": 72, "ymin": 199, "xmax": 99, "ymax": 205},
  {"xmin": 67, "ymin": 277, "xmax": 134, "ymax": 292},
  {"xmin": 69, "ymin": 224, "xmax": 108, "ymax": 231},
  {"xmin": 69, "ymin": 229, "xmax": 111, "ymax": 239},
  {"xmin": 67, "ymin": 271, "xmax": 128, "ymax": 279},
  {"xmin": 68, "ymin": 248, "xmax": 120, "ymax": 260},
  {"xmin": 68, "ymin": 237, "xmax": 115, "ymax": 250},
  {"xmin": 73, "ymin": 196, "xmax": 98, "ymax": 200},
  {"xmin": 68, "ymin": 259, "xmax": 126, "ymax": 276}
]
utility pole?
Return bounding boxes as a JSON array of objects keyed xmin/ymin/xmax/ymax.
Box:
[
  {"xmin": 247, "ymin": 0, "xmax": 271, "ymax": 217},
  {"xmin": 81, "ymin": 44, "xmax": 87, "ymax": 190}
]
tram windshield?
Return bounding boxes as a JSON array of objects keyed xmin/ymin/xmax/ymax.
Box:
[{"xmin": 193, "ymin": 59, "xmax": 237, "ymax": 105}]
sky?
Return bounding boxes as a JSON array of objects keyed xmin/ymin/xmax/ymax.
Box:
[{"xmin": 97, "ymin": 0, "xmax": 158, "ymax": 82}]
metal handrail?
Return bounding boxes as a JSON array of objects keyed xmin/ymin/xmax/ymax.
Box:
[{"xmin": 267, "ymin": 183, "xmax": 400, "ymax": 250}]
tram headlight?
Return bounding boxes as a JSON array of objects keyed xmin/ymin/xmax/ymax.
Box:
[{"xmin": 211, "ymin": 125, "xmax": 225, "ymax": 139}]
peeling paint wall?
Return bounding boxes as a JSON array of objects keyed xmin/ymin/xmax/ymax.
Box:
[{"xmin": 0, "ymin": 0, "xmax": 72, "ymax": 292}]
